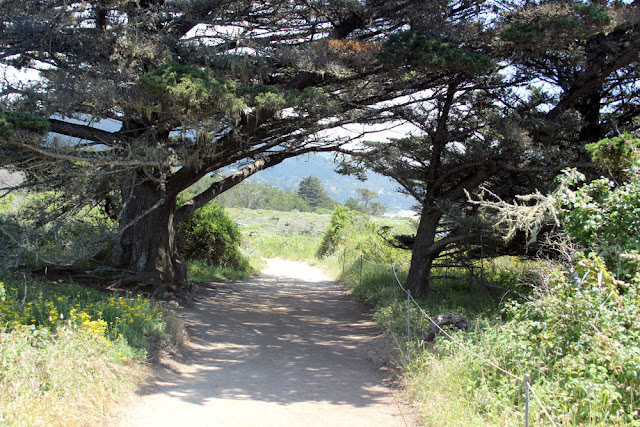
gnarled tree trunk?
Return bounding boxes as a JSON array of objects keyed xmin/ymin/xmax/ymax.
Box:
[
  {"xmin": 108, "ymin": 177, "xmax": 186, "ymax": 293},
  {"xmin": 405, "ymin": 209, "xmax": 443, "ymax": 298}
]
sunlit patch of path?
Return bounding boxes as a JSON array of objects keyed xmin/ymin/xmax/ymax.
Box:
[{"xmin": 121, "ymin": 259, "xmax": 417, "ymax": 427}]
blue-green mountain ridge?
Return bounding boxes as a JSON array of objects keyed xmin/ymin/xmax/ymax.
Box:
[{"xmin": 242, "ymin": 153, "xmax": 415, "ymax": 212}]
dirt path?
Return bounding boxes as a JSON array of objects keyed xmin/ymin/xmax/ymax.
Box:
[{"xmin": 121, "ymin": 259, "xmax": 418, "ymax": 426}]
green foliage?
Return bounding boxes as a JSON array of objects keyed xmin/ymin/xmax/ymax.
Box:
[
  {"xmin": 139, "ymin": 64, "xmax": 339, "ymax": 123},
  {"xmin": 345, "ymin": 188, "xmax": 387, "ymax": 216},
  {"xmin": 556, "ymin": 163, "xmax": 640, "ymax": 278},
  {"xmin": 317, "ymin": 206, "xmax": 363, "ymax": 258},
  {"xmin": 405, "ymin": 155, "xmax": 640, "ymax": 425},
  {"xmin": 177, "ymin": 202, "xmax": 245, "ymax": 268},
  {"xmin": 139, "ymin": 63, "xmax": 288, "ymax": 123},
  {"xmin": 246, "ymin": 231, "xmax": 323, "ymax": 261},
  {"xmin": 297, "ymin": 175, "xmax": 336, "ymax": 210},
  {"xmin": 139, "ymin": 63, "xmax": 247, "ymax": 120},
  {"xmin": 585, "ymin": 133, "xmax": 640, "ymax": 178},
  {"xmin": 574, "ymin": 3, "xmax": 613, "ymax": 26},
  {"xmin": 186, "ymin": 256, "xmax": 257, "ymax": 282},
  {"xmin": 286, "ymin": 87, "xmax": 340, "ymax": 115},
  {"xmin": 212, "ymin": 181, "xmax": 313, "ymax": 212},
  {"xmin": 501, "ymin": 18, "xmax": 581, "ymax": 44},
  {"xmin": 0, "ymin": 112, "xmax": 50, "ymax": 139},
  {"xmin": 438, "ymin": 255, "xmax": 640, "ymax": 425},
  {"xmin": 254, "ymin": 91, "xmax": 288, "ymax": 112},
  {"xmin": 500, "ymin": 3, "xmax": 612, "ymax": 46},
  {"xmin": 1, "ymin": 325, "xmax": 133, "ymax": 426},
  {"xmin": 0, "ymin": 274, "xmax": 170, "ymax": 352},
  {"xmin": 0, "ymin": 195, "xmax": 114, "ymax": 271},
  {"xmin": 0, "ymin": 274, "xmax": 179, "ymax": 425},
  {"xmin": 344, "ymin": 197, "xmax": 365, "ymax": 213},
  {"xmin": 380, "ymin": 31, "xmax": 492, "ymax": 74}
]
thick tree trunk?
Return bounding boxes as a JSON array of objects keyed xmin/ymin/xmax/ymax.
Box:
[
  {"xmin": 405, "ymin": 209, "xmax": 443, "ymax": 298},
  {"xmin": 578, "ymin": 89, "xmax": 603, "ymax": 144},
  {"xmin": 108, "ymin": 178, "xmax": 186, "ymax": 292}
]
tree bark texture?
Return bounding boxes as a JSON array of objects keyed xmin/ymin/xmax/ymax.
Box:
[
  {"xmin": 108, "ymin": 177, "xmax": 186, "ymax": 291},
  {"xmin": 405, "ymin": 209, "xmax": 443, "ymax": 297}
]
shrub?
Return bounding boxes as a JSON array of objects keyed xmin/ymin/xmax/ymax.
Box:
[
  {"xmin": 431, "ymin": 254, "xmax": 640, "ymax": 425},
  {"xmin": 556, "ymin": 168, "xmax": 640, "ymax": 279},
  {"xmin": 317, "ymin": 206, "xmax": 364, "ymax": 257},
  {"xmin": 177, "ymin": 202, "xmax": 245, "ymax": 267}
]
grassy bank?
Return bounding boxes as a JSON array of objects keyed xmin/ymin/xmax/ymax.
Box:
[{"xmin": 0, "ymin": 274, "xmax": 184, "ymax": 426}]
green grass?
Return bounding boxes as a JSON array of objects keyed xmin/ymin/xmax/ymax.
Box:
[
  {"xmin": 403, "ymin": 345, "xmax": 520, "ymax": 426},
  {"xmin": 244, "ymin": 231, "xmax": 324, "ymax": 260},
  {"xmin": 225, "ymin": 207, "xmax": 332, "ymax": 235},
  {"xmin": 186, "ymin": 255, "xmax": 265, "ymax": 282},
  {"xmin": 1, "ymin": 325, "xmax": 144, "ymax": 426},
  {"xmin": 0, "ymin": 274, "xmax": 183, "ymax": 425}
]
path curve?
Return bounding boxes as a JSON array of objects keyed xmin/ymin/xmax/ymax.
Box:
[{"xmin": 121, "ymin": 259, "xmax": 417, "ymax": 426}]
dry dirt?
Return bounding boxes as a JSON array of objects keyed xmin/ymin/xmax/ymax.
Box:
[{"xmin": 119, "ymin": 259, "xmax": 419, "ymax": 426}]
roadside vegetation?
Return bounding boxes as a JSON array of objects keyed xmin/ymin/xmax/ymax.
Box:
[
  {"xmin": 0, "ymin": 194, "xmax": 248, "ymax": 424},
  {"xmin": 0, "ymin": 273, "xmax": 184, "ymax": 425},
  {"xmin": 226, "ymin": 137, "xmax": 640, "ymax": 426}
]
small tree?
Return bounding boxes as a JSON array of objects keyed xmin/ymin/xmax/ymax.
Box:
[
  {"xmin": 345, "ymin": 188, "xmax": 386, "ymax": 216},
  {"xmin": 297, "ymin": 176, "xmax": 334, "ymax": 210},
  {"xmin": 356, "ymin": 188, "xmax": 377, "ymax": 209}
]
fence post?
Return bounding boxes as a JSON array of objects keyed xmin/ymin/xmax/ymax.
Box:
[
  {"xmin": 342, "ymin": 248, "xmax": 346, "ymax": 274},
  {"xmin": 407, "ymin": 289, "xmax": 411, "ymax": 342},
  {"xmin": 391, "ymin": 261, "xmax": 397, "ymax": 304},
  {"xmin": 524, "ymin": 374, "xmax": 531, "ymax": 427},
  {"xmin": 480, "ymin": 234, "xmax": 485, "ymax": 282},
  {"xmin": 359, "ymin": 254, "xmax": 363, "ymax": 288}
]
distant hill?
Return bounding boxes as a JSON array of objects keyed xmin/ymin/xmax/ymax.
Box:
[{"xmin": 242, "ymin": 153, "xmax": 416, "ymax": 212}]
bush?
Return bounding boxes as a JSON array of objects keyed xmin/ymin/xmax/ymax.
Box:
[
  {"xmin": 556, "ymin": 165, "xmax": 640, "ymax": 278},
  {"xmin": 317, "ymin": 206, "xmax": 365, "ymax": 258},
  {"xmin": 177, "ymin": 202, "xmax": 245, "ymax": 267},
  {"xmin": 423, "ymin": 254, "xmax": 640, "ymax": 425}
]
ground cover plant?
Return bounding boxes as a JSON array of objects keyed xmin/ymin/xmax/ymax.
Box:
[{"xmin": 0, "ymin": 274, "xmax": 181, "ymax": 425}]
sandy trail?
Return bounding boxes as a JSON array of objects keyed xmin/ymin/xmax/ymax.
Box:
[{"xmin": 121, "ymin": 259, "xmax": 417, "ymax": 426}]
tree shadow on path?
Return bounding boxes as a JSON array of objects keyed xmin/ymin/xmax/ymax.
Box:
[{"xmin": 126, "ymin": 259, "xmax": 414, "ymax": 426}]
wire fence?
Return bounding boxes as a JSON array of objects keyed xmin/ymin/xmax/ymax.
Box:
[{"xmin": 350, "ymin": 252, "xmax": 557, "ymax": 427}]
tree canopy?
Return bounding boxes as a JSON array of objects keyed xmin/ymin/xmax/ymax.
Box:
[
  {"xmin": 1, "ymin": 0, "xmax": 490, "ymax": 290},
  {"xmin": 297, "ymin": 176, "xmax": 335, "ymax": 210},
  {"xmin": 1, "ymin": 0, "xmax": 638, "ymax": 294},
  {"xmin": 349, "ymin": 0, "xmax": 640, "ymax": 296}
]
